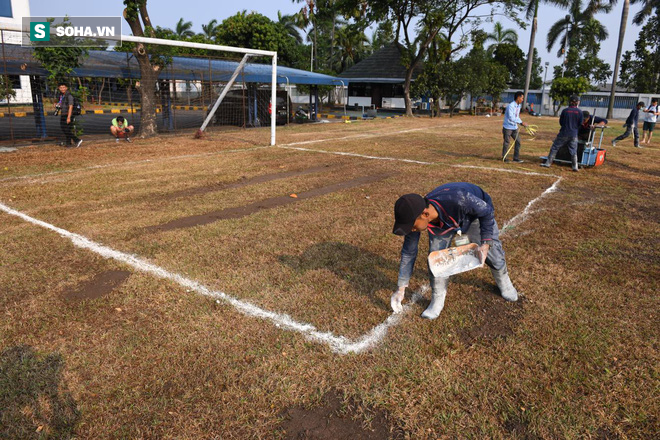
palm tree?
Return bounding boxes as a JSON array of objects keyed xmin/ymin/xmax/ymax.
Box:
[
  {"xmin": 485, "ymin": 22, "xmax": 518, "ymax": 55},
  {"xmin": 631, "ymin": 0, "xmax": 660, "ymax": 24},
  {"xmin": 201, "ymin": 19, "xmax": 218, "ymax": 40},
  {"xmin": 607, "ymin": 0, "xmax": 659, "ymax": 117},
  {"xmin": 174, "ymin": 18, "xmax": 195, "ymax": 39},
  {"xmin": 546, "ymin": 0, "xmax": 610, "ymax": 58},
  {"xmin": 522, "ymin": 0, "xmax": 571, "ymax": 107},
  {"xmin": 277, "ymin": 11, "xmax": 303, "ymax": 44},
  {"xmin": 332, "ymin": 24, "xmax": 369, "ymax": 72}
]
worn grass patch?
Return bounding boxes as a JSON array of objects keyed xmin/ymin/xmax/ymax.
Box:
[{"xmin": 1, "ymin": 116, "xmax": 658, "ymax": 438}]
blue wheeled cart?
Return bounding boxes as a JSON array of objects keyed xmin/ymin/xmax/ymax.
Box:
[{"xmin": 540, "ymin": 125, "xmax": 608, "ymax": 168}]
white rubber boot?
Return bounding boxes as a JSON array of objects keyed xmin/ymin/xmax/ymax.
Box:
[
  {"xmin": 421, "ymin": 277, "xmax": 448, "ymax": 320},
  {"xmin": 490, "ymin": 267, "xmax": 518, "ymax": 301}
]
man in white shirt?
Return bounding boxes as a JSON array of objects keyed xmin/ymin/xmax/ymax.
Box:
[
  {"xmin": 501, "ymin": 91, "xmax": 529, "ymax": 163},
  {"xmin": 642, "ymin": 99, "xmax": 659, "ymax": 145}
]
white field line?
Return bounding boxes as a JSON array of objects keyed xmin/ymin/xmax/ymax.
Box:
[
  {"xmin": 279, "ymin": 145, "xmax": 434, "ymax": 165},
  {"xmin": 0, "ymin": 200, "xmax": 428, "ymax": 355},
  {"xmin": 0, "ymin": 123, "xmax": 450, "ymax": 186},
  {"xmin": 0, "ymin": 176, "xmax": 560, "ymax": 354},
  {"xmin": 501, "ymin": 177, "xmax": 563, "ymax": 233}
]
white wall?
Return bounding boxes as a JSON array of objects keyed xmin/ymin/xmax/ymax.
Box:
[{"xmin": 0, "ymin": 0, "xmax": 32, "ymax": 104}]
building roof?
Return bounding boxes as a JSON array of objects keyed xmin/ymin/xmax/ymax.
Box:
[
  {"xmin": 339, "ymin": 43, "xmax": 423, "ymax": 83},
  {"xmin": 0, "ymin": 44, "xmax": 346, "ymax": 86}
]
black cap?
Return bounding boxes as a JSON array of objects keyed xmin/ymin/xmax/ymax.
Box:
[
  {"xmin": 393, "ymin": 194, "xmax": 426, "ymax": 236},
  {"xmin": 570, "ymin": 94, "xmax": 580, "ymax": 104}
]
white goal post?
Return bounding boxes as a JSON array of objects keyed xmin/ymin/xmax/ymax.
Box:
[{"xmin": 1, "ymin": 23, "xmax": 278, "ymax": 145}]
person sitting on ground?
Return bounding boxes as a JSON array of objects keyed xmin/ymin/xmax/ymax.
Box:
[
  {"xmin": 390, "ymin": 183, "xmax": 519, "ymax": 320},
  {"xmin": 110, "ymin": 116, "xmax": 134, "ymax": 143},
  {"xmin": 541, "ymin": 94, "xmax": 584, "ymax": 171},
  {"xmin": 578, "ymin": 111, "xmax": 608, "ymax": 145},
  {"xmin": 612, "ymin": 101, "xmax": 645, "ymax": 148},
  {"xmin": 641, "ymin": 98, "xmax": 659, "ymax": 145}
]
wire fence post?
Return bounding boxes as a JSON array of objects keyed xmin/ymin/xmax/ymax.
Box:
[{"xmin": 1, "ymin": 30, "xmax": 15, "ymax": 145}]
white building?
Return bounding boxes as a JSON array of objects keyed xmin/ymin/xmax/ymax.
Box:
[{"xmin": 0, "ymin": 0, "xmax": 32, "ymax": 104}]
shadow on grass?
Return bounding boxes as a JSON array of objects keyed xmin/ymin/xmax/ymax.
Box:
[
  {"xmin": 0, "ymin": 345, "xmax": 80, "ymax": 439},
  {"xmin": 278, "ymin": 241, "xmax": 395, "ymax": 311}
]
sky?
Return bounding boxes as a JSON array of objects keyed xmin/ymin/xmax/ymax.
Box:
[{"xmin": 29, "ymin": 0, "xmax": 646, "ymax": 81}]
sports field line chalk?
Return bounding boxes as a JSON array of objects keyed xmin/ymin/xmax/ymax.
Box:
[
  {"xmin": 0, "ymin": 174, "xmax": 559, "ymax": 354},
  {"xmin": 502, "ymin": 177, "xmax": 562, "ymax": 233},
  {"xmin": 0, "ymin": 201, "xmax": 428, "ymax": 355}
]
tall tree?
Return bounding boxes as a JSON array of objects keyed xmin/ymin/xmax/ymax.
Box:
[
  {"xmin": 493, "ymin": 43, "xmax": 543, "ymax": 88},
  {"xmin": 607, "ymin": 0, "xmax": 629, "ymax": 118},
  {"xmin": 278, "ymin": 11, "xmax": 303, "ymax": 44},
  {"xmin": 174, "ymin": 18, "xmax": 195, "ymax": 38},
  {"xmin": 619, "ymin": 15, "xmax": 660, "ymax": 92},
  {"xmin": 201, "ymin": 19, "xmax": 218, "ymax": 41},
  {"xmin": 485, "ymin": 22, "xmax": 518, "ymax": 55},
  {"xmin": 123, "ymin": 0, "xmax": 162, "ymax": 138},
  {"xmin": 609, "ymin": 0, "xmax": 659, "ymax": 117},
  {"xmin": 371, "ymin": 20, "xmax": 395, "ymax": 52},
  {"xmin": 340, "ymin": 0, "xmax": 519, "ymax": 116},
  {"xmin": 547, "ymin": 0, "xmax": 611, "ymax": 83}
]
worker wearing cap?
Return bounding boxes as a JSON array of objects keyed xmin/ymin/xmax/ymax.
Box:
[
  {"xmin": 541, "ymin": 94, "xmax": 584, "ymax": 171},
  {"xmin": 390, "ymin": 182, "xmax": 518, "ymax": 320}
]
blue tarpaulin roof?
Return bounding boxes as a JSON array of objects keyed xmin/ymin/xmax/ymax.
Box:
[{"xmin": 1, "ymin": 44, "xmax": 347, "ymax": 86}]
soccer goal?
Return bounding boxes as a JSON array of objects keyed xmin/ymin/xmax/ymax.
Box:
[{"xmin": 0, "ymin": 22, "xmax": 279, "ymax": 146}]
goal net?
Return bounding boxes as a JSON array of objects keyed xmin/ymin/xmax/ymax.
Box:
[{"xmin": 0, "ymin": 23, "xmax": 280, "ymax": 148}]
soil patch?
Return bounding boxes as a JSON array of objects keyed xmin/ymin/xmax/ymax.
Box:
[
  {"xmin": 280, "ymin": 391, "xmax": 400, "ymax": 440},
  {"xmin": 63, "ymin": 270, "xmax": 131, "ymax": 301},
  {"xmin": 147, "ymin": 173, "xmax": 393, "ymax": 232},
  {"xmin": 458, "ymin": 288, "xmax": 524, "ymax": 347},
  {"xmin": 153, "ymin": 164, "xmax": 339, "ymax": 201}
]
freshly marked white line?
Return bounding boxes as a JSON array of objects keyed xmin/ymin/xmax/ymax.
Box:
[
  {"xmin": 0, "ymin": 201, "xmax": 427, "ymax": 355},
  {"xmin": 502, "ymin": 177, "xmax": 563, "ymax": 233},
  {"xmin": 281, "ymin": 145, "xmax": 562, "ymax": 177},
  {"xmin": 1, "ymin": 175, "xmax": 559, "ymax": 354},
  {"xmin": 279, "ymin": 145, "xmax": 434, "ymax": 165}
]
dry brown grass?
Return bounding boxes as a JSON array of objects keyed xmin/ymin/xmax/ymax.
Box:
[{"xmin": 1, "ymin": 116, "xmax": 658, "ymax": 438}]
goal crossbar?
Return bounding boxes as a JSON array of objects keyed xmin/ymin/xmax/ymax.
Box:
[{"xmin": 1, "ymin": 23, "xmax": 279, "ymax": 145}]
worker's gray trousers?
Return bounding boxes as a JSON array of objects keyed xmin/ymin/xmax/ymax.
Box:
[
  {"xmin": 614, "ymin": 125, "xmax": 639, "ymax": 147},
  {"xmin": 397, "ymin": 220, "xmax": 507, "ymax": 295},
  {"xmin": 548, "ymin": 135, "xmax": 578, "ymax": 157},
  {"xmin": 502, "ymin": 128, "xmax": 521, "ymax": 160}
]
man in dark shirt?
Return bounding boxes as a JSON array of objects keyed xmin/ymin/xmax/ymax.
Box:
[
  {"xmin": 612, "ymin": 101, "xmax": 644, "ymax": 148},
  {"xmin": 578, "ymin": 111, "xmax": 608, "ymax": 144},
  {"xmin": 541, "ymin": 95, "xmax": 584, "ymax": 171},
  {"xmin": 390, "ymin": 182, "xmax": 518, "ymax": 320},
  {"xmin": 56, "ymin": 82, "xmax": 82, "ymax": 148}
]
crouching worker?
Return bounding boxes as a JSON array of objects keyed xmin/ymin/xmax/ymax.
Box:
[
  {"xmin": 390, "ymin": 182, "xmax": 518, "ymax": 320},
  {"xmin": 110, "ymin": 116, "xmax": 134, "ymax": 143}
]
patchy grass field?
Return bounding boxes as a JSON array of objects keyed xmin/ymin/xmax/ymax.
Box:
[{"xmin": 0, "ymin": 116, "xmax": 658, "ymax": 439}]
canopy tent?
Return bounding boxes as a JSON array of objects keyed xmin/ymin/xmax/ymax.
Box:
[{"xmin": 0, "ymin": 44, "xmax": 347, "ymax": 86}]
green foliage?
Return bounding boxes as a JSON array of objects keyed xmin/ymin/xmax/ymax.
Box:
[
  {"xmin": 493, "ymin": 44, "xmax": 543, "ymax": 89},
  {"xmin": 549, "ymin": 76, "xmax": 589, "ymax": 115},
  {"xmin": 371, "ymin": 20, "xmax": 394, "ymax": 52},
  {"xmin": 546, "ymin": 0, "xmax": 611, "ymax": 86},
  {"xmin": 215, "ymin": 11, "xmax": 305, "ymax": 68},
  {"xmin": 0, "ymin": 75, "xmax": 17, "ymax": 100},
  {"xmin": 619, "ymin": 15, "xmax": 660, "ymax": 93}
]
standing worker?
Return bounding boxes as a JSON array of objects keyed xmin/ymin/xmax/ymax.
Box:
[
  {"xmin": 390, "ymin": 183, "xmax": 519, "ymax": 320},
  {"xmin": 501, "ymin": 91, "xmax": 529, "ymax": 163},
  {"xmin": 612, "ymin": 101, "xmax": 645, "ymax": 148},
  {"xmin": 56, "ymin": 82, "xmax": 82, "ymax": 148},
  {"xmin": 641, "ymin": 98, "xmax": 659, "ymax": 145},
  {"xmin": 541, "ymin": 95, "xmax": 584, "ymax": 171}
]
